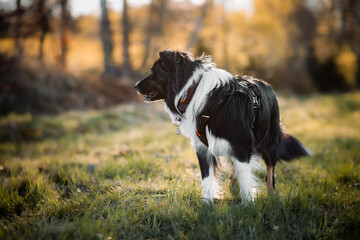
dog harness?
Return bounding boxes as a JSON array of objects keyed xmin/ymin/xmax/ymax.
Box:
[
  {"xmin": 177, "ymin": 81, "xmax": 199, "ymax": 114},
  {"xmin": 176, "ymin": 76, "xmax": 262, "ymax": 147}
]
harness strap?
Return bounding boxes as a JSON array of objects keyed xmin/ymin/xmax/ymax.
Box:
[
  {"xmin": 237, "ymin": 78, "xmax": 262, "ymax": 128},
  {"xmin": 177, "ymin": 81, "xmax": 199, "ymax": 114},
  {"xmin": 196, "ymin": 94, "xmax": 230, "ymax": 146},
  {"xmin": 237, "ymin": 78, "xmax": 261, "ymax": 109},
  {"xmin": 196, "ymin": 78, "xmax": 262, "ymax": 147},
  {"xmin": 196, "ymin": 115, "xmax": 209, "ymax": 145}
]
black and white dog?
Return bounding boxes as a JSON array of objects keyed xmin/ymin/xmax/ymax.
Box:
[{"xmin": 134, "ymin": 49, "xmax": 310, "ymax": 202}]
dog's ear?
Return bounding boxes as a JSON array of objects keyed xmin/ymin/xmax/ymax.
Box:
[
  {"xmin": 177, "ymin": 51, "xmax": 190, "ymax": 59},
  {"xmin": 159, "ymin": 50, "xmax": 177, "ymax": 72},
  {"xmin": 159, "ymin": 49, "xmax": 175, "ymax": 61}
]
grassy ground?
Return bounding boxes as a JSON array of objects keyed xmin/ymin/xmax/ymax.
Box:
[{"xmin": 0, "ymin": 93, "xmax": 359, "ymax": 239}]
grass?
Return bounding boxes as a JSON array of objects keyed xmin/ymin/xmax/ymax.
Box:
[{"xmin": 0, "ymin": 92, "xmax": 360, "ymax": 239}]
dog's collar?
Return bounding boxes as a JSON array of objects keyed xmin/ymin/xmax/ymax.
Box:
[{"xmin": 177, "ymin": 80, "xmax": 199, "ymax": 115}]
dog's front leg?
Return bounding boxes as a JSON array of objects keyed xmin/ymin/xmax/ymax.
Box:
[{"xmin": 196, "ymin": 146, "xmax": 218, "ymax": 202}]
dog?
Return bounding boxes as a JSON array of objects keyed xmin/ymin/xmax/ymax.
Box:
[{"xmin": 134, "ymin": 49, "xmax": 311, "ymax": 202}]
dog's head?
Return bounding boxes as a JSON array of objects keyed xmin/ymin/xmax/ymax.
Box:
[{"xmin": 134, "ymin": 49, "xmax": 193, "ymax": 102}]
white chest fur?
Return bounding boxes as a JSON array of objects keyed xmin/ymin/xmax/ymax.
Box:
[{"xmin": 165, "ymin": 68, "xmax": 233, "ymax": 149}]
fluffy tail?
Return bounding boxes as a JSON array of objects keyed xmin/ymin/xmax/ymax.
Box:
[{"xmin": 279, "ymin": 133, "xmax": 311, "ymax": 161}]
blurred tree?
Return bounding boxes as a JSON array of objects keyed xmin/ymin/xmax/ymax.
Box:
[
  {"xmin": 14, "ymin": 0, "xmax": 24, "ymax": 58},
  {"xmin": 59, "ymin": 0, "xmax": 70, "ymax": 69},
  {"xmin": 337, "ymin": 0, "xmax": 360, "ymax": 88},
  {"xmin": 140, "ymin": 0, "xmax": 167, "ymax": 69},
  {"xmin": 100, "ymin": 0, "xmax": 114, "ymax": 74},
  {"xmin": 288, "ymin": 2, "xmax": 316, "ymax": 92},
  {"xmin": 34, "ymin": 0, "xmax": 52, "ymax": 60},
  {"xmin": 221, "ymin": 0, "xmax": 229, "ymax": 69},
  {"xmin": 0, "ymin": 9, "xmax": 11, "ymax": 38},
  {"xmin": 193, "ymin": 2, "xmax": 228, "ymax": 67},
  {"xmin": 121, "ymin": 0, "xmax": 132, "ymax": 76},
  {"xmin": 140, "ymin": 0, "xmax": 156, "ymax": 69},
  {"xmin": 0, "ymin": 0, "xmax": 356, "ymax": 94},
  {"xmin": 186, "ymin": 0, "xmax": 212, "ymax": 50},
  {"xmin": 242, "ymin": 0, "xmax": 299, "ymax": 83},
  {"xmin": 310, "ymin": 0, "xmax": 359, "ymax": 91},
  {"xmin": 193, "ymin": 38, "xmax": 212, "ymax": 58},
  {"xmin": 307, "ymin": 46, "xmax": 348, "ymax": 92}
]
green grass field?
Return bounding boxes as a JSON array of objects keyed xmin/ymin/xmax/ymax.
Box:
[{"xmin": 1, "ymin": 93, "xmax": 359, "ymax": 239}]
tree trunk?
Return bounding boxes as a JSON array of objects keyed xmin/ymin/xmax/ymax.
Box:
[
  {"xmin": 37, "ymin": 0, "xmax": 49, "ymax": 60},
  {"xmin": 140, "ymin": 0, "xmax": 167, "ymax": 69},
  {"xmin": 100, "ymin": 0, "xmax": 114, "ymax": 74},
  {"xmin": 59, "ymin": 0, "xmax": 68, "ymax": 69},
  {"xmin": 357, "ymin": 55, "xmax": 360, "ymax": 88},
  {"xmin": 337, "ymin": 0, "xmax": 360, "ymax": 89},
  {"xmin": 152, "ymin": 0, "xmax": 166, "ymax": 54},
  {"xmin": 39, "ymin": 31, "xmax": 46, "ymax": 60},
  {"xmin": 14, "ymin": 0, "xmax": 23, "ymax": 58},
  {"xmin": 140, "ymin": 0, "xmax": 156, "ymax": 69},
  {"xmin": 186, "ymin": 0, "xmax": 211, "ymax": 50},
  {"xmin": 222, "ymin": 0, "xmax": 229, "ymax": 68},
  {"xmin": 122, "ymin": 0, "xmax": 131, "ymax": 76}
]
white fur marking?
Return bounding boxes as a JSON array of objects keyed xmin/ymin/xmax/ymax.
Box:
[
  {"xmin": 201, "ymin": 164, "xmax": 220, "ymax": 201},
  {"xmin": 206, "ymin": 128, "xmax": 233, "ymax": 158},
  {"xmin": 166, "ymin": 67, "xmax": 233, "ymax": 147},
  {"xmin": 231, "ymin": 154, "xmax": 262, "ymax": 203},
  {"xmin": 303, "ymin": 145, "xmax": 312, "ymax": 156}
]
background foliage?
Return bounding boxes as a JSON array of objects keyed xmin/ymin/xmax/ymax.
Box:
[{"xmin": 0, "ymin": 0, "xmax": 359, "ymax": 114}]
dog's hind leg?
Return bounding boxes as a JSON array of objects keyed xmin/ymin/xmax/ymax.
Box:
[
  {"xmin": 262, "ymin": 151, "xmax": 277, "ymax": 192},
  {"xmin": 231, "ymin": 155, "xmax": 261, "ymax": 203},
  {"xmin": 265, "ymin": 165, "xmax": 275, "ymax": 192},
  {"xmin": 196, "ymin": 147, "xmax": 219, "ymax": 202}
]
